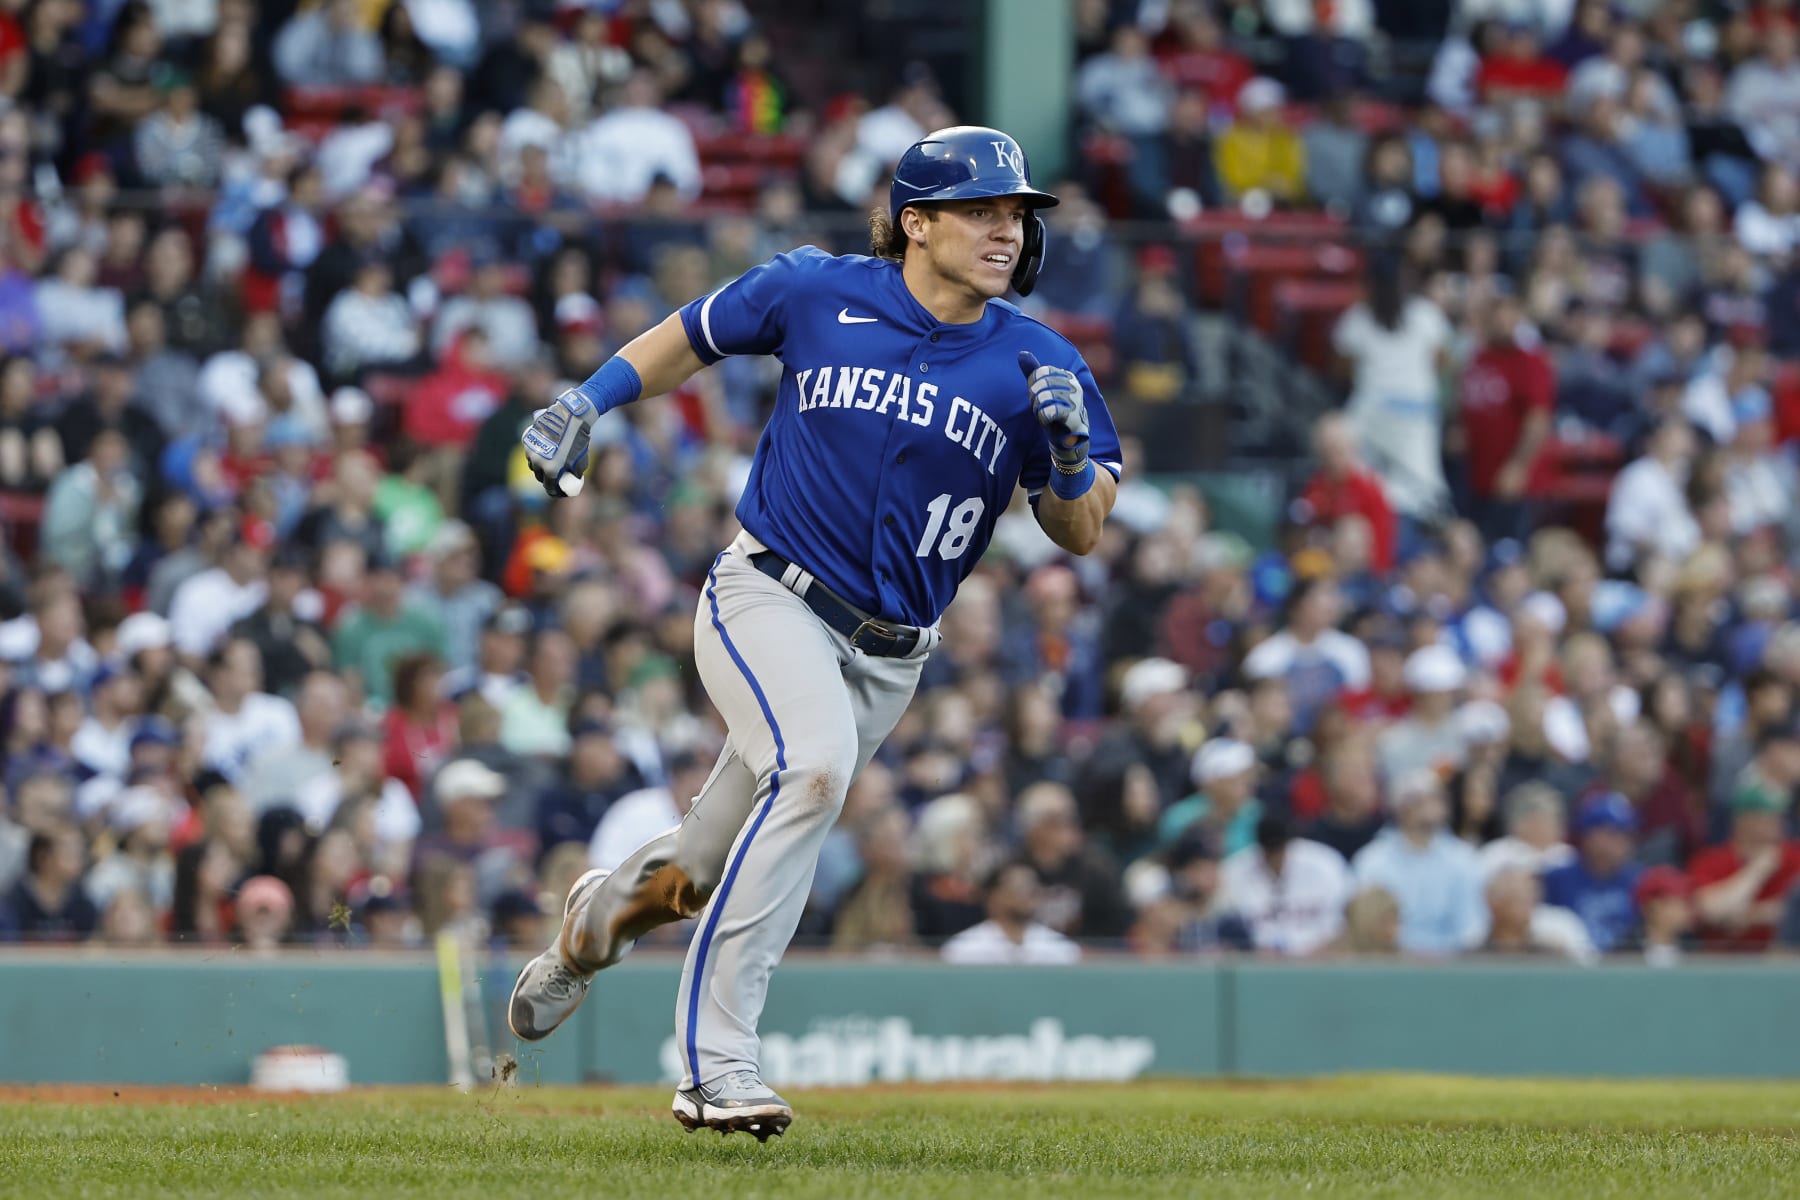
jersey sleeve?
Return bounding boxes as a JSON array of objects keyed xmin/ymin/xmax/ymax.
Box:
[
  {"xmin": 1021, "ymin": 354, "xmax": 1122, "ymax": 495},
  {"xmin": 678, "ymin": 246, "xmax": 822, "ymax": 365}
]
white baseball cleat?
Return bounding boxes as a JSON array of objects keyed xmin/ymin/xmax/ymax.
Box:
[
  {"xmin": 672, "ymin": 1070, "xmax": 794, "ymax": 1141},
  {"xmin": 506, "ymin": 868, "xmax": 609, "ymax": 1042}
]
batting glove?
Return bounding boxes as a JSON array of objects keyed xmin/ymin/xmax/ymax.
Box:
[
  {"xmin": 1019, "ymin": 351, "xmax": 1089, "ymax": 472},
  {"xmin": 521, "ymin": 390, "xmax": 596, "ymax": 498}
]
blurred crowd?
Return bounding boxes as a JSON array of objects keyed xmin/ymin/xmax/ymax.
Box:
[{"xmin": 4, "ymin": 0, "xmax": 1800, "ymax": 971}]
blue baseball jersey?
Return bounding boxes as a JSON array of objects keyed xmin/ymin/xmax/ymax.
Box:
[{"xmin": 677, "ymin": 247, "xmax": 1122, "ymax": 628}]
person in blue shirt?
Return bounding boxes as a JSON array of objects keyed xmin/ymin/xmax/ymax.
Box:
[
  {"xmin": 502, "ymin": 126, "xmax": 1122, "ymax": 1138},
  {"xmin": 1541, "ymin": 790, "xmax": 1644, "ymax": 953},
  {"xmin": 1351, "ymin": 768, "xmax": 1489, "ymax": 955}
]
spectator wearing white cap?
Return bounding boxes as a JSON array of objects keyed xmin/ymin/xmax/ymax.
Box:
[
  {"xmin": 1375, "ymin": 645, "xmax": 1470, "ymax": 787},
  {"xmin": 1078, "ymin": 657, "xmax": 1197, "ymax": 810},
  {"xmin": 1160, "ymin": 738, "xmax": 1260, "ymax": 858},
  {"xmin": 1218, "ymin": 814, "xmax": 1352, "ymax": 956},
  {"xmin": 1481, "ymin": 866, "xmax": 1599, "ymax": 964},
  {"xmin": 1351, "ymin": 769, "xmax": 1489, "ymax": 955},
  {"xmin": 1445, "ymin": 699, "xmax": 1514, "ymax": 843},
  {"xmin": 413, "ymin": 757, "xmax": 533, "ymax": 909},
  {"xmin": 84, "ymin": 786, "xmax": 176, "ymax": 915},
  {"xmin": 1215, "ymin": 76, "xmax": 1305, "ymax": 203},
  {"xmin": 328, "ymin": 386, "xmax": 376, "ymax": 457}
]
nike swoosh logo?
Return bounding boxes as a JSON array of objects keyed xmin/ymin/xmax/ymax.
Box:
[{"xmin": 837, "ymin": 308, "xmax": 878, "ymax": 324}]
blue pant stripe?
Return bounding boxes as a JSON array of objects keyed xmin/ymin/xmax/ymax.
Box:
[{"xmin": 686, "ymin": 552, "xmax": 787, "ymax": 1085}]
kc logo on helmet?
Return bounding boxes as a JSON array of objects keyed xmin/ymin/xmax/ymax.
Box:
[{"xmin": 989, "ymin": 140, "xmax": 1024, "ymax": 176}]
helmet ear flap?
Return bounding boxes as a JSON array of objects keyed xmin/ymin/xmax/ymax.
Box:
[{"xmin": 1011, "ymin": 212, "xmax": 1046, "ymax": 297}]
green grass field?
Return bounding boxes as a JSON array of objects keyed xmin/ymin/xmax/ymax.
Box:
[{"xmin": 5, "ymin": 1076, "xmax": 1800, "ymax": 1199}]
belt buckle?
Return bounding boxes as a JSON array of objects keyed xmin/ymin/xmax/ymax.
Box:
[{"xmin": 850, "ymin": 616, "xmax": 901, "ymax": 657}]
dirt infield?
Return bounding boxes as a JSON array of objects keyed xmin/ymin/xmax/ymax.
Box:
[{"xmin": 0, "ymin": 1084, "xmax": 314, "ymax": 1105}]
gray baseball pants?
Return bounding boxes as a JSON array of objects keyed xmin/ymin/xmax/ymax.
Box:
[{"xmin": 562, "ymin": 532, "xmax": 928, "ymax": 1089}]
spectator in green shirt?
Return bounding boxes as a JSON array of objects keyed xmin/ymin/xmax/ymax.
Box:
[
  {"xmin": 500, "ymin": 626, "xmax": 577, "ymax": 758},
  {"xmin": 331, "ymin": 553, "xmax": 447, "ymax": 709}
]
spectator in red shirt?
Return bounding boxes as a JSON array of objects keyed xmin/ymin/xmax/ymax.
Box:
[
  {"xmin": 382, "ymin": 651, "xmax": 458, "ymax": 800},
  {"xmin": 1687, "ymin": 774, "xmax": 1800, "ymax": 951},
  {"xmin": 1477, "ymin": 20, "xmax": 1571, "ymax": 105},
  {"xmin": 1455, "ymin": 292, "xmax": 1554, "ymax": 544},
  {"xmin": 1297, "ymin": 413, "xmax": 1398, "ymax": 572},
  {"xmin": 402, "ymin": 327, "xmax": 510, "ymax": 450},
  {"xmin": 1152, "ymin": 1, "xmax": 1253, "ymax": 112}
]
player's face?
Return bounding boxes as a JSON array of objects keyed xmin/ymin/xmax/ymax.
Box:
[{"xmin": 916, "ymin": 196, "xmax": 1028, "ymax": 300}]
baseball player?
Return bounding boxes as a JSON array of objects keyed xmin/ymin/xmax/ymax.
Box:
[{"xmin": 507, "ymin": 126, "xmax": 1121, "ymax": 1139}]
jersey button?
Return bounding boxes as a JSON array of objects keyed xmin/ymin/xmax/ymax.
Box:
[
  {"xmin": 920, "ymin": 363, "xmax": 930, "ymax": 373},
  {"xmin": 883, "ymin": 515, "xmax": 896, "ymax": 527},
  {"xmin": 895, "ymin": 451, "xmax": 907, "ymax": 464},
  {"xmin": 929, "ymin": 332, "xmax": 940, "ymax": 343}
]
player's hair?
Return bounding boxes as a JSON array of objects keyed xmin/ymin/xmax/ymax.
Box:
[{"xmin": 869, "ymin": 205, "xmax": 936, "ymax": 262}]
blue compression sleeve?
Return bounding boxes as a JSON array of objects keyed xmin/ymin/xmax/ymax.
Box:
[{"xmin": 569, "ymin": 357, "xmax": 644, "ymax": 415}]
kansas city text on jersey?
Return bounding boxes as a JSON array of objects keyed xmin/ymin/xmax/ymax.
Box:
[{"xmin": 791, "ymin": 365, "xmax": 1008, "ymax": 476}]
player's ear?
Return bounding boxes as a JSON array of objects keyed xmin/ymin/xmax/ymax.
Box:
[{"xmin": 901, "ymin": 205, "xmax": 930, "ymax": 247}]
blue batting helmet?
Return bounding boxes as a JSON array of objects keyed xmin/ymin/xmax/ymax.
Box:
[
  {"xmin": 888, "ymin": 125, "xmax": 1060, "ymax": 216},
  {"xmin": 888, "ymin": 126, "xmax": 1059, "ymax": 297}
]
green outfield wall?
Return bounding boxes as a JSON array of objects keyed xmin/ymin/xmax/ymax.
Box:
[{"xmin": 1, "ymin": 954, "xmax": 1795, "ymax": 1087}]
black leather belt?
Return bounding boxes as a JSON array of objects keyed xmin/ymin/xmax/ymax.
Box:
[{"xmin": 749, "ymin": 551, "xmax": 922, "ymax": 658}]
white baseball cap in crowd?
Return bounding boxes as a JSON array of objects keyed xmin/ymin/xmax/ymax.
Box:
[
  {"xmin": 1238, "ymin": 77, "xmax": 1286, "ymax": 114},
  {"xmin": 435, "ymin": 758, "xmax": 507, "ymax": 804},
  {"xmin": 1520, "ymin": 591, "xmax": 1567, "ymax": 634},
  {"xmin": 0, "ymin": 617, "xmax": 34, "ymax": 663},
  {"xmin": 109, "ymin": 785, "xmax": 168, "ymax": 836},
  {"xmin": 75, "ymin": 775, "xmax": 123, "ymax": 821},
  {"xmin": 116, "ymin": 612, "xmax": 173, "ymax": 659},
  {"xmin": 1120, "ymin": 657, "xmax": 1189, "ymax": 711},
  {"xmin": 1402, "ymin": 644, "xmax": 1467, "ymax": 694},
  {"xmin": 1454, "ymin": 699, "xmax": 1512, "ymax": 747},
  {"xmin": 1191, "ymin": 738, "xmax": 1255, "ymax": 788},
  {"xmin": 330, "ymin": 386, "xmax": 375, "ymax": 426},
  {"xmin": 426, "ymin": 520, "xmax": 478, "ymax": 561}
]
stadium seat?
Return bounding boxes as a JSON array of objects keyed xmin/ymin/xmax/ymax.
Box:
[
  {"xmin": 281, "ymin": 86, "xmax": 424, "ymax": 143},
  {"xmin": 1273, "ymin": 278, "xmax": 1363, "ymax": 371},
  {"xmin": 0, "ymin": 491, "xmax": 45, "ymax": 562},
  {"xmin": 1221, "ymin": 241, "xmax": 1362, "ymax": 331},
  {"xmin": 1041, "ymin": 313, "xmax": 1117, "ymax": 385},
  {"xmin": 1536, "ymin": 433, "xmax": 1627, "ymax": 542}
]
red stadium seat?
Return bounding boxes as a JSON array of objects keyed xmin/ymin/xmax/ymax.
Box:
[
  {"xmin": 1040, "ymin": 313, "xmax": 1117, "ymax": 385},
  {"xmin": 1221, "ymin": 241, "xmax": 1362, "ymax": 331},
  {"xmin": 1189, "ymin": 211, "xmax": 1350, "ymax": 307},
  {"xmin": 1773, "ymin": 361, "xmax": 1800, "ymax": 446},
  {"xmin": 1536, "ymin": 434, "xmax": 1627, "ymax": 542},
  {"xmin": 281, "ymin": 86, "xmax": 424, "ymax": 142},
  {"xmin": 361, "ymin": 372, "xmax": 414, "ymax": 410},
  {"xmin": 0, "ymin": 491, "xmax": 45, "ymax": 562},
  {"xmin": 1274, "ymin": 278, "xmax": 1363, "ymax": 370}
]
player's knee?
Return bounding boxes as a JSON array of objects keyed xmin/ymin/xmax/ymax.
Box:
[{"xmin": 782, "ymin": 757, "xmax": 853, "ymax": 820}]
